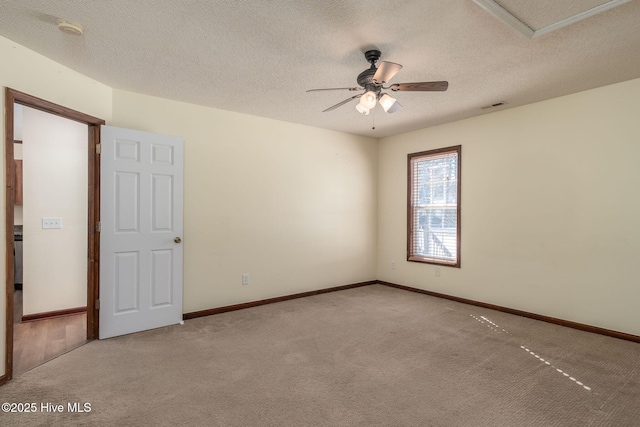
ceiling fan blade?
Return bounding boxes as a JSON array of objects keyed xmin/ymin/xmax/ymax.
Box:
[
  {"xmin": 373, "ymin": 61, "xmax": 403, "ymax": 84},
  {"xmin": 388, "ymin": 81, "xmax": 449, "ymax": 91},
  {"xmin": 322, "ymin": 94, "xmax": 362, "ymax": 112},
  {"xmin": 307, "ymin": 87, "xmax": 362, "ymax": 92}
]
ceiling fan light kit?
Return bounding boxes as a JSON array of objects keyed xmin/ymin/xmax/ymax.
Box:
[
  {"xmin": 307, "ymin": 49, "xmax": 448, "ymax": 117},
  {"xmin": 355, "ymin": 103, "xmax": 370, "ymax": 115},
  {"xmin": 359, "ymin": 91, "xmax": 377, "ymax": 110},
  {"xmin": 379, "ymin": 93, "xmax": 398, "ymax": 113}
]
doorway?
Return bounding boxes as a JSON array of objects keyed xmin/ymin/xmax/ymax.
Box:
[{"xmin": 4, "ymin": 88, "xmax": 104, "ymax": 381}]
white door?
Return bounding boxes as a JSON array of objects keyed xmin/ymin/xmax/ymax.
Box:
[{"xmin": 99, "ymin": 125, "xmax": 183, "ymax": 339}]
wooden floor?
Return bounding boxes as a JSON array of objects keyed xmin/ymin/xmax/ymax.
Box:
[{"xmin": 13, "ymin": 290, "xmax": 88, "ymax": 376}]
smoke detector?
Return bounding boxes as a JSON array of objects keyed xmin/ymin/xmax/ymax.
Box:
[{"xmin": 57, "ymin": 19, "xmax": 84, "ymax": 36}]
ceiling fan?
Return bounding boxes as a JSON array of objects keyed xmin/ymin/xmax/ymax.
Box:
[{"xmin": 307, "ymin": 49, "xmax": 448, "ymax": 115}]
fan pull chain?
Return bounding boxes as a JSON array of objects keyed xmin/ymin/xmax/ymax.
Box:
[{"xmin": 372, "ymin": 112, "xmax": 375, "ymax": 130}]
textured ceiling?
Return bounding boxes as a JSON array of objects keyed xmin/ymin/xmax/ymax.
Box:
[{"xmin": 0, "ymin": 0, "xmax": 639, "ymax": 138}]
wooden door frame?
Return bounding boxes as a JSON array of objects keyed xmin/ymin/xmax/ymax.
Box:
[{"xmin": 3, "ymin": 88, "xmax": 104, "ymax": 383}]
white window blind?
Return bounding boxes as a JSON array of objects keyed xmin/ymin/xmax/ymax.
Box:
[{"xmin": 408, "ymin": 146, "xmax": 460, "ymax": 266}]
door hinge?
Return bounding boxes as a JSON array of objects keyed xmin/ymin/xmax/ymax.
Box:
[
  {"xmin": 95, "ymin": 143, "xmax": 101, "ymax": 154},
  {"xmin": 95, "ymin": 221, "xmax": 101, "ymax": 232},
  {"xmin": 95, "ymin": 299, "xmax": 100, "ymax": 310}
]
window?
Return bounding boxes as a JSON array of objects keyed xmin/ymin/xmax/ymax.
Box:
[{"xmin": 407, "ymin": 146, "xmax": 461, "ymax": 267}]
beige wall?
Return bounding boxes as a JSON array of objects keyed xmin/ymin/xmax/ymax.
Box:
[
  {"xmin": 22, "ymin": 107, "xmax": 88, "ymax": 315},
  {"xmin": 111, "ymin": 90, "xmax": 378, "ymax": 313},
  {"xmin": 0, "ymin": 35, "xmax": 113, "ymax": 376},
  {"xmin": 378, "ymin": 77, "xmax": 640, "ymax": 336}
]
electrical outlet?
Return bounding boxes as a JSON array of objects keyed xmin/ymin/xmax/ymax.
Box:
[
  {"xmin": 435, "ymin": 267, "xmax": 441, "ymax": 277},
  {"xmin": 242, "ymin": 274, "xmax": 249, "ymax": 285},
  {"xmin": 391, "ymin": 260, "xmax": 396, "ymax": 270},
  {"xmin": 42, "ymin": 217, "xmax": 62, "ymax": 229}
]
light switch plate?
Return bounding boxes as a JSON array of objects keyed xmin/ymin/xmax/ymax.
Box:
[{"xmin": 42, "ymin": 217, "xmax": 62, "ymax": 229}]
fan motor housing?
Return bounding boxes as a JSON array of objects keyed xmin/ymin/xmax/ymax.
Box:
[{"xmin": 357, "ymin": 68, "xmax": 377, "ymax": 87}]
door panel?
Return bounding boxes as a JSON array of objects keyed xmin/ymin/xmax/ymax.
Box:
[
  {"xmin": 115, "ymin": 172, "xmax": 139, "ymax": 232},
  {"xmin": 115, "ymin": 252, "xmax": 139, "ymax": 313},
  {"xmin": 151, "ymin": 249, "xmax": 173, "ymax": 306},
  {"xmin": 100, "ymin": 125, "xmax": 183, "ymax": 339},
  {"xmin": 152, "ymin": 174, "xmax": 173, "ymax": 231}
]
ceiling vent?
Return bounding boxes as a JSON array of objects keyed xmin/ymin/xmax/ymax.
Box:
[{"xmin": 481, "ymin": 101, "xmax": 507, "ymax": 110}]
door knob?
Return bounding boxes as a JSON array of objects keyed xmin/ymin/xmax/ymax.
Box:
[{"xmin": 174, "ymin": 237, "xmax": 182, "ymax": 243}]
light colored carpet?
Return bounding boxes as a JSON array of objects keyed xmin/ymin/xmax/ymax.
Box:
[{"xmin": 1, "ymin": 284, "xmax": 639, "ymax": 426}]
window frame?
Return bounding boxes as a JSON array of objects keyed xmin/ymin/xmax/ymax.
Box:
[{"xmin": 407, "ymin": 145, "xmax": 461, "ymax": 267}]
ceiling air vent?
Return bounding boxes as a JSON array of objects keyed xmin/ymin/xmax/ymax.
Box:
[{"xmin": 481, "ymin": 101, "xmax": 507, "ymax": 110}]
